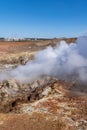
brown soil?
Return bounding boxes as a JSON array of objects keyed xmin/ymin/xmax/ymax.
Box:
[
  {"xmin": 0, "ymin": 38, "xmax": 77, "ymax": 54},
  {"xmin": 0, "ymin": 79, "xmax": 86, "ymax": 130},
  {"xmin": 0, "ymin": 37, "xmax": 86, "ymax": 130}
]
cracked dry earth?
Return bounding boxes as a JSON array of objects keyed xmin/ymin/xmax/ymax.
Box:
[{"xmin": 0, "ymin": 77, "xmax": 87, "ymax": 130}]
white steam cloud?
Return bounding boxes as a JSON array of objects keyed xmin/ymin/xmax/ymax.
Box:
[{"xmin": 0, "ymin": 36, "xmax": 87, "ymax": 83}]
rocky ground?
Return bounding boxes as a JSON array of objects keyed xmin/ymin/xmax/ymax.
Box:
[
  {"xmin": 0, "ymin": 38, "xmax": 87, "ymax": 130},
  {"xmin": 0, "ymin": 38, "xmax": 77, "ymax": 64},
  {"xmin": 0, "ymin": 77, "xmax": 86, "ymax": 130}
]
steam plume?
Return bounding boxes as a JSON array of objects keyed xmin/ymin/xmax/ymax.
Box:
[{"xmin": 0, "ymin": 36, "xmax": 87, "ymax": 83}]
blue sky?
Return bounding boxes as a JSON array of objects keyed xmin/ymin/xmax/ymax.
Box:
[{"xmin": 0, "ymin": 0, "xmax": 87, "ymax": 38}]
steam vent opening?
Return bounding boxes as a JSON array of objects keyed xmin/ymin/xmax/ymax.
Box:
[{"xmin": 0, "ymin": 37, "xmax": 87, "ymax": 130}]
